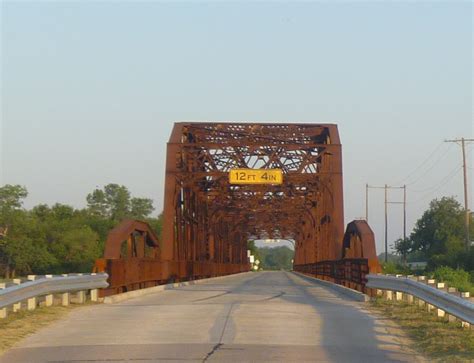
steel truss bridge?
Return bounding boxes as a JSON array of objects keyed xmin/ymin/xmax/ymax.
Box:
[{"xmin": 95, "ymin": 122, "xmax": 380, "ymax": 296}]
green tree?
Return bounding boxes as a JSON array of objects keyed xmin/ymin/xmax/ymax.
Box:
[
  {"xmin": 258, "ymin": 246, "xmax": 294, "ymax": 270},
  {"xmin": 0, "ymin": 184, "xmax": 28, "ymax": 212},
  {"xmin": 131, "ymin": 198, "xmax": 154, "ymax": 219},
  {"xmin": 0, "ymin": 205, "xmax": 55, "ymax": 277},
  {"xmin": 86, "ymin": 189, "xmax": 108, "ymax": 217},
  {"xmin": 410, "ymin": 197, "xmax": 471, "ymax": 270},
  {"xmin": 50, "ymin": 226, "xmax": 101, "ymax": 272},
  {"xmin": 86, "ymin": 184, "xmax": 154, "ymax": 222},
  {"xmin": 392, "ymin": 237, "xmax": 412, "ymax": 265},
  {"xmin": 31, "ymin": 204, "xmax": 52, "ymax": 222},
  {"xmin": 0, "ymin": 184, "xmax": 28, "ymax": 234},
  {"xmin": 103, "ymin": 184, "xmax": 131, "ymax": 221},
  {"xmin": 0, "ymin": 185, "xmax": 52, "ymax": 277},
  {"xmin": 87, "ymin": 184, "xmax": 130, "ymax": 220},
  {"xmin": 146, "ymin": 212, "xmax": 163, "ymax": 238},
  {"xmin": 411, "ymin": 197, "xmax": 464, "ymax": 255}
]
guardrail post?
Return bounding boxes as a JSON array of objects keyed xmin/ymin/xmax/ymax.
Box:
[
  {"xmin": 383, "ymin": 290, "xmax": 393, "ymax": 301},
  {"xmin": 426, "ymin": 279, "xmax": 436, "ymax": 312},
  {"xmin": 27, "ymin": 275, "xmax": 37, "ymax": 311},
  {"xmin": 12, "ymin": 279, "xmax": 22, "ymax": 312},
  {"xmin": 76, "ymin": 290, "xmax": 86, "ymax": 304},
  {"xmin": 61, "ymin": 292, "xmax": 70, "ymax": 306},
  {"xmin": 90, "ymin": 273, "xmax": 99, "ymax": 302},
  {"xmin": 448, "ymin": 287, "xmax": 458, "ymax": 295},
  {"xmin": 445, "ymin": 286, "xmax": 459, "ymax": 322},
  {"xmin": 0, "ymin": 283, "xmax": 7, "ymax": 318},
  {"xmin": 91, "ymin": 289, "xmax": 98, "ymax": 302},
  {"xmin": 460, "ymin": 292, "xmax": 471, "ymax": 329},
  {"xmin": 74, "ymin": 274, "xmax": 86, "ymax": 304},
  {"xmin": 435, "ymin": 282, "xmax": 446, "ymax": 318},
  {"xmin": 404, "ymin": 276, "xmax": 417, "ymax": 304},
  {"xmin": 447, "ymin": 314, "xmax": 457, "ymax": 323},
  {"xmin": 436, "ymin": 282, "xmax": 446, "ymax": 291},
  {"xmin": 44, "ymin": 275, "xmax": 54, "ymax": 306},
  {"xmin": 415, "ymin": 276, "xmax": 426, "ymax": 307},
  {"xmin": 61, "ymin": 274, "xmax": 70, "ymax": 306},
  {"xmin": 395, "ymin": 291, "xmax": 403, "ymax": 301}
]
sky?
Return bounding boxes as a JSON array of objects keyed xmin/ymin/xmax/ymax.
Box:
[{"xmin": 1, "ymin": 1, "xmax": 472, "ymax": 255}]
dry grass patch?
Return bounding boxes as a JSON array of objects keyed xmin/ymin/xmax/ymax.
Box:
[
  {"xmin": 0, "ymin": 303, "xmax": 94, "ymax": 355},
  {"xmin": 370, "ymin": 298, "xmax": 474, "ymax": 362}
]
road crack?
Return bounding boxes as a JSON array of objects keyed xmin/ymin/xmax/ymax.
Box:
[{"xmin": 202, "ymin": 304, "xmax": 234, "ymax": 362}]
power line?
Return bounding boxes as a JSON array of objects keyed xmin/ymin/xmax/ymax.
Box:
[
  {"xmin": 411, "ymin": 166, "xmax": 463, "ymax": 205},
  {"xmin": 403, "ymin": 143, "xmax": 455, "ymax": 186},
  {"xmin": 394, "ymin": 142, "xmax": 447, "ymax": 185},
  {"xmin": 410, "ymin": 164, "xmax": 462, "ymax": 193}
]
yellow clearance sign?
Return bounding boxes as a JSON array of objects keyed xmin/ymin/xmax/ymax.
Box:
[{"xmin": 229, "ymin": 169, "xmax": 283, "ymax": 185}]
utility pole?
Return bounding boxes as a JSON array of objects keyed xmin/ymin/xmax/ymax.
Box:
[
  {"xmin": 385, "ymin": 184, "xmax": 388, "ymax": 263},
  {"xmin": 445, "ymin": 138, "xmax": 474, "ymax": 250},
  {"xmin": 366, "ymin": 184, "xmax": 407, "ymax": 262},
  {"xmin": 403, "ymin": 185, "xmax": 407, "ymax": 240},
  {"xmin": 366, "ymin": 183, "xmax": 369, "ymax": 222}
]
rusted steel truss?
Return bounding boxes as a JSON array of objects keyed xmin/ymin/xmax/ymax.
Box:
[
  {"xmin": 162, "ymin": 123, "xmax": 345, "ymax": 267},
  {"xmin": 96, "ymin": 122, "xmax": 380, "ymax": 295}
]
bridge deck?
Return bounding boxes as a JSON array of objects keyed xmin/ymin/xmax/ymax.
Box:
[{"xmin": 1, "ymin": 272, "xmax": 424, "ymax": 362}]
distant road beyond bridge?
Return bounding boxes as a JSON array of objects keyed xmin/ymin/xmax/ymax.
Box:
[{"xmin": 1, "ymin": 272, "xmax": 424, "ymax": 363}]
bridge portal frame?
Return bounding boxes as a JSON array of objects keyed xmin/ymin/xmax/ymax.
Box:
[{"xmin": 162, "ymin": 122, "xmax": 345, "ymax": 277}]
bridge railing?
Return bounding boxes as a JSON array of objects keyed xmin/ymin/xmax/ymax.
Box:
[
  {"xmin": 367, "ymin": 274, "xmax": 474, "ymax": 327},
  {"xmin": 93, "ymin": 219, "xmax": 250, "ymax": 296},
  {"xmin": 294, "ymin": 258, "xmax": 372, "ymax": 291},
  {"xmin": 94, "ymin": 258, "xmax": 249, "ymax": 296},
  {"xmin": 0, "ymin": 273, "xmax": 108, "ymax": 319}
]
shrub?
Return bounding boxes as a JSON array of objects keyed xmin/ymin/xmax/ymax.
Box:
[
  {"xmin": 381, "ymin": 261, "xmax": 411, "ymax": 275},
  {"xmin": 432, "ymin": 266, "xmax": 473, "ymax": 293}
]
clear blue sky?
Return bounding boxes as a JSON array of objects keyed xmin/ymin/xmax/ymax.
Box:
[{"xmin": 1, "ymin": 1, "xmax": 472, "ymax": 255}]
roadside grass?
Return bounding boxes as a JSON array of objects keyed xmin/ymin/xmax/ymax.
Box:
[
  {"xmin": 0, "ymin": 303, "xmax": 95, "ymax": 355},
  {"xmin": 370, "ymin": 298, "xmax": 474, "ymax": 362}
]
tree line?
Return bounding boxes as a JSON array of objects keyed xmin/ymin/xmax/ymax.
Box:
[
  {"xmin": 1, "ymin": 183, "xmax": 471, "ymax": 283},
  {"xmin": 247, "ymin": 241, "xmax": 294, "ymax": 271},
  {"xmin": 0, "ymin": 184, "xmax": 162, "ymax": 278}
]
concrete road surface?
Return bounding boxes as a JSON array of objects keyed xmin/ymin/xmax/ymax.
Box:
[{"xmin": 1, "ymin": 271, "xmax": 425, "ymax": 362}]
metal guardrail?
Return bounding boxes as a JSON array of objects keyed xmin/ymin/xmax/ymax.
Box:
[
  {"xmin": 366, "ymin": 274, "xmax": 474, "ymax": 325},
  {"xmin": 0, "ymin": 273, "xmax": 109, "ymax": 315}
]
